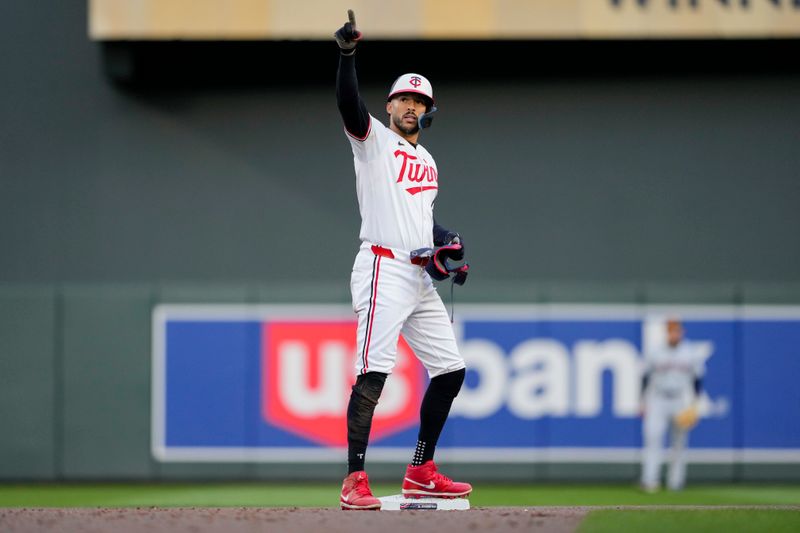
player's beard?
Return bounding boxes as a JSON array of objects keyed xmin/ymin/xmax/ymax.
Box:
[{"xmin": 393, "ymin": 113, "xmax": 419, "ymax": 135}]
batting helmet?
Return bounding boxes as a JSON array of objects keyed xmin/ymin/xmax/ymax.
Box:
[{"xmin": 387, "ymin": 73, "xmax": 434, "ymax": 108}]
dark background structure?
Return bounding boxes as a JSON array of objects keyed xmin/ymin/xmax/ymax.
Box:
[{"xmin": 1, "ymin": 0, "xmax": 799, "ymax": 481}]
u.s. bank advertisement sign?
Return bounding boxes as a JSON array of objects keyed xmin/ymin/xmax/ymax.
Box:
[{"xmin": 152, "ymin": 305, "xmax": 800, "ymax": 463}]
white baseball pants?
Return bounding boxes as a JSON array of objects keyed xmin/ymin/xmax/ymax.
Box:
[
  {"xmin": 641, "ymin": 392, "xmax": 691, "ymax": 491},
  {"xmin": 350, "ymin": 242, "xmax": 465, "ymax": 378}
]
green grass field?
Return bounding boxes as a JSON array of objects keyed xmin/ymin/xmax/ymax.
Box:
[
  {"xmin": 0, "ymin": 482, "xmax": 797, "ymax": 508},
  {"xmin": 2, "ymin": 483, "xmax": 798, "ymax": 532},
  {"xmin": 578, "ymin": 509, "xmax": 800, "ymax": 533}
]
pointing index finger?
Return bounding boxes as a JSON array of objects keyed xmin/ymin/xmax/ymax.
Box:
[{"xmin": 348, "ymin": 9, "xmax": 357, "ymax": 32}]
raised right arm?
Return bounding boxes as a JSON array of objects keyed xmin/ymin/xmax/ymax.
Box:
[
  {"xmin": 336, "ymin": 53, "xmax": 370, "ymax": 139},
  {"xmin": 335, "ymin": 10, "xmax": 370, "ymax": 139}
]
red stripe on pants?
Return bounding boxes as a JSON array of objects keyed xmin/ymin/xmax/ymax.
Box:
[{"xmin": 362, "ymin": 256, "xmax": 382, "ymax": 373}]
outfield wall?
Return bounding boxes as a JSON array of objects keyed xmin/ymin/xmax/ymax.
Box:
[
  {"xmin": 3, "ymin": 0, "xmax": 800, "ymax": 483},
  {"xmin": 2, "ymin": 282, "xmax": 800, "ymax": 482}
]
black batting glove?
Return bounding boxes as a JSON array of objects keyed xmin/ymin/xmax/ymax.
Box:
[
  {"xmin": 335, "ymin": 10, "xmax": 362, "ymax": 55},
  {"xmin": 444, "ymin": 232, "xmax": 464, "ymax": 261}
]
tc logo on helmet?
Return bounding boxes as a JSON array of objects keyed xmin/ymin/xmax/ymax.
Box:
[
  {"xmin": 261, "ymin": 321, "xmax": 426, "ymax": 446},
  {"xmin": 409, "ymin": 76, "xmax": 422, "ymax": 87}
]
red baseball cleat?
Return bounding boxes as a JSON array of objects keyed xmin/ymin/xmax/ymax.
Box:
[
  {"xmin": 402, "ymin": 460, "xmax": 472, "ymax": 498},
  {"xmin": 340, "ymin": 471, "xmax": 382, "ymax": 510}
]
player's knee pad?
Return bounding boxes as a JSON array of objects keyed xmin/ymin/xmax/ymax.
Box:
[
  {"xmin": 347, "ymin": 372, "xmax": 387, "ymax": 434},
  {"xmin": 351, "ymin": 371, "xmax": 387, "ymax": 407},
  {"xmin": 428, "ymin": 368, "xmax": 465, "ymax": 400}
]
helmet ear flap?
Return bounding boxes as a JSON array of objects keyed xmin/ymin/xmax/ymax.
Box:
[{"xmin": 419, "ymin": 106, "xmax": 437, "ymax": 129}]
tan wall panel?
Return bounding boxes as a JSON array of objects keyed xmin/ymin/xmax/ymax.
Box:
[
  {"xmin": 495, "ymin": 0, "xmax": 583, "ymax": 38},
  {"xmin": 264, "ymin": 0, "xmax": 423, "ymax": 39},
  {"xmin": 269, "ymin": 0, "xmax": 352, "ymax": 38},
  {"xmin": 90, "ymin": 0, "xmax": 272, "ymax": 39},
  {"xmin": 581, "ymin": 1, "xmax": 800, "ymax": 38},
  {"xmin": 89, "ymin": 0, "xmax": 381, "ymax": 39},
  {"xmin": 354, "ymin": 0, "xmax": 425, "ymax": 39},
  {"xmin": 422, "ymin": 0, "xmax": 495, "ymax": 38},
  {"xmin": 90, "ymin": 0, "xmax": 800, "ymax": 40}
]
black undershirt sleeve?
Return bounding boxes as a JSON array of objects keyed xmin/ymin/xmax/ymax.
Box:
[
  {"xmin": 432, "ymin": 219, "xmax": 465, "ymax": 262},
  {"xmin": 432, "ymin": 218, "xmax": 451, "ymax": 246},
  {"xmin": 336, "ymin": 53, "xmax": 370, "ymax": 139}
]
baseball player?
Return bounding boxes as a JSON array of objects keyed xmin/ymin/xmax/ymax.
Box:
[
  {"xmin": 334, "ymin": 11, "xmax": 472, "ymax": 510},
  {"xmin": 639, "ymin": 318, "xmax": 706, "ymax": 492}
]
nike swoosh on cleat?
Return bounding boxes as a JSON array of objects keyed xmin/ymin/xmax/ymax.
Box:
[{"xmin": 404, "ymin": 478, "xmax": 435, "ymax": 489}]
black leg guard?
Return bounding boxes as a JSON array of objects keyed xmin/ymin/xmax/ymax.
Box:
[
  {"xmin": 414, "ymin": 368, "xmax": 466, "ymax": 465},
  {"xmin": 347, "ymin": 371, "xmax": 387, "ymax": 474}
]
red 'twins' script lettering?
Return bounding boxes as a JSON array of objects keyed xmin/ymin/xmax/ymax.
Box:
[{"xmin": 394, "ymin": 150, "xmax": 438, "ymax": 190}]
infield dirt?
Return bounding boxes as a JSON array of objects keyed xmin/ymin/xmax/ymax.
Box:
[
  {"xmin": 0, "ymin": 506, "xmax": 587, "ymax": 533},
  {"xmin": 3, "ymin": 505, "xmax": 799, "ymax": 533}
]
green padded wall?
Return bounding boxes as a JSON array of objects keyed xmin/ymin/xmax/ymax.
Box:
[
  {"xmin": 60, "ymin": 285, "xmax": 154, "ymax": 479},
  {"xmin": 0, "ymin": 286, "xmax": 56, "ymax": 479}
]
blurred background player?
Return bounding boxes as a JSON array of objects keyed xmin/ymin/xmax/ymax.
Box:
[
  {"xmin": 334, "ymin": 11, "xmax": 472, "ymax": 510},
  {"xmin": 639, "ymin": 318, "xmax": 706, "ymax": 492}
]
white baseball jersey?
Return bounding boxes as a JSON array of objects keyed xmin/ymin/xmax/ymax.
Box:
[
  {"xmin": 640, "ymin": 339, "xmax": 706, "ymax": 491},
  {"xmin": 345, "ymin": 115, "xmax": 464, "ymax": 378},
  {"xmin": 642, "ymin": 342, "xmax": 706, "ymax": 397},
  {"xmin": 346, "ymin": 114, "xmax": 438, "ymax": 252}
]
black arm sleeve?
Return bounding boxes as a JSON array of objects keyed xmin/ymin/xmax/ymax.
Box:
[
  {"xmin": 336, "ymin": 53, "xmax": 370, "ymax": 139},
  {"xmin": 641, "ymin": 373, "xmax": 650, "ymax": 397},
  {"xmin": 693, "ymin": 377, "xmax": 703, "ymax": 397}
]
